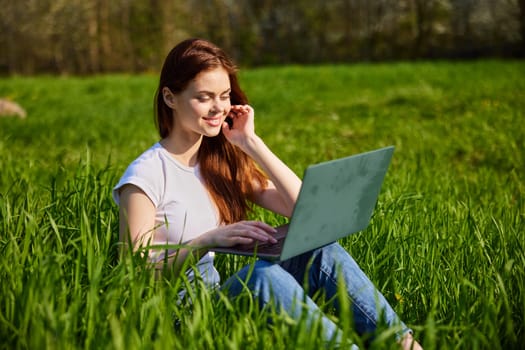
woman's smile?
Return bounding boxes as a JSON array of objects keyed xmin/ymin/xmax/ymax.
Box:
[{"xmin": 203, "ymin": 115, "xmax": 224, "ymax": 127}]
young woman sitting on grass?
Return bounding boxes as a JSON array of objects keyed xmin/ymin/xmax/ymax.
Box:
[{"xmin": 113, "ymin": 38, "xmax": 423, "ymax": 350}]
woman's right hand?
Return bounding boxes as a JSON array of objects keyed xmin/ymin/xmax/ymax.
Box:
[{"xmin": 196, "ymin": 221, "xmax": 278, "ymax": 248}]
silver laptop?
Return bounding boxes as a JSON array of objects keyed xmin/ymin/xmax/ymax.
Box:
[{"xmin": 212, "ymin": 146, "xmax": 395, "ymax": 261}]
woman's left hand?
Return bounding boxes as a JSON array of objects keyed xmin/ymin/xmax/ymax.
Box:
[
  {"xmin": 222, "ymin": 104, "xmax": 257, "ymax": 150},
  {"xmin": 222, "ymin": 103, "xmax": 302, "ymax": 218}
]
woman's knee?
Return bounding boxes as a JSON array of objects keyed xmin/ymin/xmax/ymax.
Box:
[
  {"xmin": 242, "ymin": 260, "xmax": 280, "ymax": 285},
  {"xmin": 222, "ymin": 259, "xmax": 304, "ymax": 306},
  {"xmin": 320, "ymin": 242, "xmax": 345, "ymax": 255},
  {"xmin": 316, "ymin": 243, "xmax": 357, "ymax": 267},
  {"xmin": 222, "ymin": 261, "xmax": 283, "ymax": 295}
]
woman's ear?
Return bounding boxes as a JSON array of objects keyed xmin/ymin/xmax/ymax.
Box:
[{"xmin": 162, "ymin": 87, "xmax": 177, "ymax": 109}]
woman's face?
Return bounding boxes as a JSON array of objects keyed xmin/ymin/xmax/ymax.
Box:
[{"xmin": 167, "ymin": 67, "xmax": 232, "ymax": 140}]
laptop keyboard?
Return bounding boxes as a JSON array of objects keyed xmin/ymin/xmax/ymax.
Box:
[
  {"xmin": 255, "ymin": 237, "xmax": 285, "ymax": 254},
  {"xmin": 212, "ymin": 223, "xmax": 289, "ymax": 257},
  {"xmin": 233, "ymin": 236, "xmax": 285, "ymax": 255}
]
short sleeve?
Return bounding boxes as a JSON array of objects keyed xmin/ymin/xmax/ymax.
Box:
[{"xmin": 112, "ymin": 153, "xmax": 164, "ymax": 207}]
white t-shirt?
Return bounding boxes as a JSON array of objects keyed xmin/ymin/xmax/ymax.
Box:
[{"xmin": 113, "ymin": 142, "xmax": 220, "ymax": 286}]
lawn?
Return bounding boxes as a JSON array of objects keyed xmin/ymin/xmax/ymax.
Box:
[{"xmin": 1, "ymin": 60, "xmax": 524, "ymax": 349}]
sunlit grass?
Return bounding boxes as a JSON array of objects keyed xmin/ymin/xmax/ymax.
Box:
[{"xmin": 1, "ymin": 60, "xmax": 524, "ymax": 349}]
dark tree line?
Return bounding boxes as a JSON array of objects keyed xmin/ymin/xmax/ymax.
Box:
[{"xmin": 0, "ymin": 0, "xmax": 523, "ymax": 75}]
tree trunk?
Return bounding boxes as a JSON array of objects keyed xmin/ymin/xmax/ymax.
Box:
[
  {"xmin": 99, "ymin": 0, "xmax": 112, "ymax": 72},
  {"xmin": 518, "ymin": 0, "xmax": 525, "ymax": 50},
  {"xmin": 86, "ymin": 0, "xmax": 100, "ymax": 73}
]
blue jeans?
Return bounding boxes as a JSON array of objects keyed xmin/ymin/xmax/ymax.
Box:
[{"xmin": 221, "ymin": 243, "xmax": 411, "ymax": 345}]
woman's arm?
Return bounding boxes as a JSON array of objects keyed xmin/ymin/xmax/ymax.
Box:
[
  {"xmin": 119, "ymin": 184, "xmax": 277, "ymax": 275},
  {"xmin": 243, "ymin": 136, "xmax": 301, "ymax": 217},
  {"xmin": 118, "ymin": 184, "xmax": 200, "ymax": 276},
  {"xmin": 222, "ymin": 105, "xmax": 302, "ymax": 217}
]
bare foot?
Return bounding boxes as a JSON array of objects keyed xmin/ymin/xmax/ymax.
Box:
[{"xmin": 399, "ymin": 333, "xmax": 423, "ymax": 350}]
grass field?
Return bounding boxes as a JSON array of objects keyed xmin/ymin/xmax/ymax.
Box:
[{"xmin": 1, "ymin": 60, "xmax": 524, "ymax": 349}]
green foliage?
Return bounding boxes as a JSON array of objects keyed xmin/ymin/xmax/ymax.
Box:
[{"xmin": 1, "ymin": 60, "xmax": 524, "ymax": 349}]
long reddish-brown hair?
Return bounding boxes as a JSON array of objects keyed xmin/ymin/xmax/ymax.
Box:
[{"xmin": 155, "ymin": 38, "xmax": 268, "ymax": 224}]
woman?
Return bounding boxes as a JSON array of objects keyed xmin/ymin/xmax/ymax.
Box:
[{"xmin": 113, "ymin": 38, "xmax": 422, "ymax": 349}]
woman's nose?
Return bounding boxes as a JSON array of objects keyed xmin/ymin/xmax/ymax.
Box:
[{"xmin": 211, "ymin": 98, "xmax": 229, "ymax": 114}]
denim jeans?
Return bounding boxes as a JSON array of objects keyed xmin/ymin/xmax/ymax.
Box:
[{"xmin": 221, "ymin": 242, "xmax": 411, "ymax": 345}]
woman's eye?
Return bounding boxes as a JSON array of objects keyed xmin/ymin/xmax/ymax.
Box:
[
  {"xmin": 220, "ymin": 95, "xmax": 230, "ymax": 101},
  {"xmin": 197, "ymin": 95, "xmax": 210, "ymax": 102}
]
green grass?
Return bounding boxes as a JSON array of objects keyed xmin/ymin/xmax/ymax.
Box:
[{"xmin": 1, "ymin": 60, "xmax": 524, "ymax": 349}]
